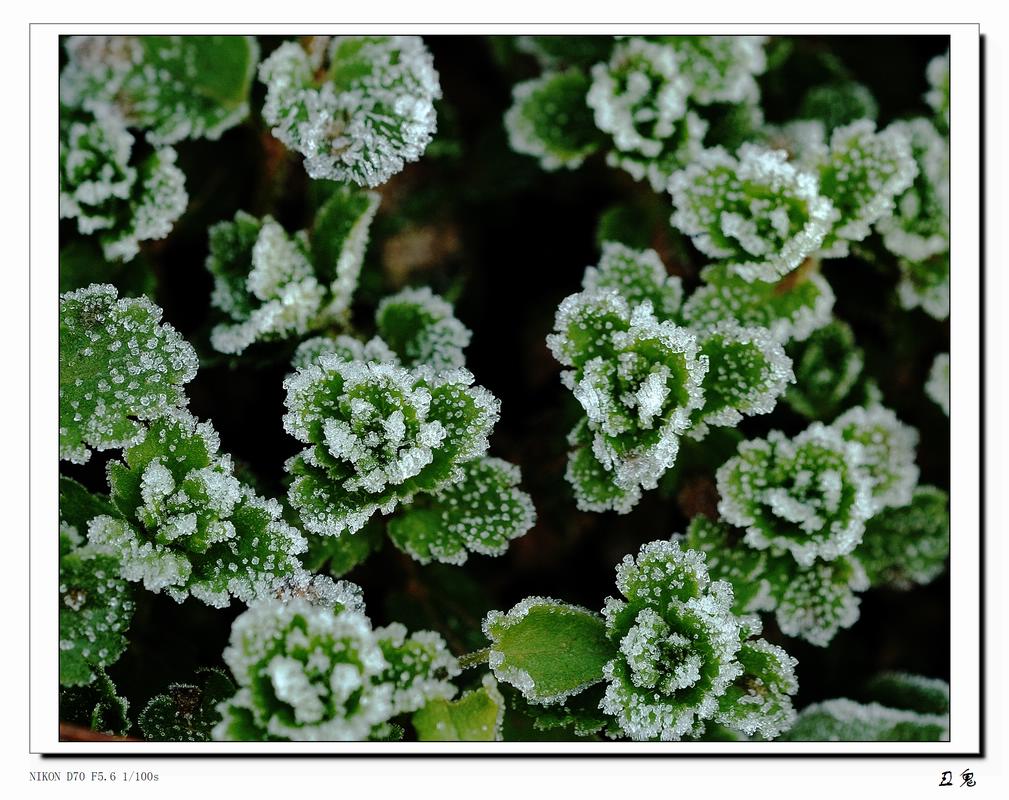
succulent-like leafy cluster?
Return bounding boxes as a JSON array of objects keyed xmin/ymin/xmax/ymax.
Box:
[
  {"xmin": 483, "ymin": 540, "xmax": 798, "ymax": 741},
  {"xmin": 213, "ymin": 589, "xmax": 459, "ymax": 741},
  {"xmin": 259, "ymin": 36, "xmax": 442, "ymax": 187}
]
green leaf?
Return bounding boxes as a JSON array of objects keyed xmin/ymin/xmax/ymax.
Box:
[
  {"xmin": 387, "ymin": 457, "xmax": 536, "ymax": 565},
  {"xmin": 715, "ymin": 638, "xmax": 798, "ymax": 739},
  {"xmin": 483, "ymin": 598, "xmax": 615, "ymax": 705},
  {"xmin": 680, "ymin": 516, "xmax": 773, "ymax": 615},
  {"xmin": 773, "ymin": 556, "xmax": 869, "ymax": 647},
  {"xmin": 858, "ymin": 486, "xmax": 949, "ymax": 589},
  {"xmin": 784, "ymin": 319, "xmax": 869, "ymax": 420},
  {"xmin": 303, "ymin": 521, "xmax": 385, "ymax": 577},
  {"xmin": 60, "ymin": 667, "xmax": 130, "ymax": 736},
  {"xmin": 863, "ymin": 672, "xmax": 949, "ymax": 715},
  {"xmin": 582, "ymin": 242, "xmax": 683, "ymax": 321},
  {"xmin": 59, "ymin": 284, "xmax": 198, "ymax": 464},
  {"xmin": 310, "ymin": 184, "xmax": 381, "ymax": 316},
  {"xmin": 799, "ymin": 81, "xmax": 879, "ymax": 132},
  {"xmin": 138, "ymin": 668, "xmax": 236, "ymax": 742},
  {"xmin": 375, "ymin": 287, "xmax": 472, "ymax": 372},
  {"xmin": 412, "ymin": 675, "xmax": 505, "ymax": 741},
  {"xmin": 782, "ymin": 698, "xmax": 947, "ymax": 742}
]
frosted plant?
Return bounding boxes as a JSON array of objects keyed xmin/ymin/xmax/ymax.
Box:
[
  {"xmin": 897, "ymin": 252, "xmax": 950, "ymax": 321},
  {"xmin": 858, "ymin": 486, "xmax": 949, "ymax": 590},
  {"xmin": 375, "ymin": 286, "xmax": 472, "ymax": 371},
  {"xmin": 88, "ymin": 410, "xmax": 307, "ymax": 607},
  {"xmin": 656, "ymin": 36, "xmax": 768, "ymax": 107},
  {"xmin": 681, "ymin": 516, "xmax": 869, "ymax": 647},
  {"xmin": 292, "ymin": 334, "xmax": 396, "ymax": 372},
  {"xmin": 59, "ymin": 667, "xmax": 130, "ymax": 737},
  {"xmin": 716, "ymin": 423, "xmax": 874, "ymax": 566},
  {"xmin": 59, "ymin": 284, "xmax": 198, "ymax": 465},
  {"xmin": 60, "ymin": 35, "xmax": 259, "ymax": 145},
  {"xmin": 811, "ymin": 120, "xmax": 917, "ymax": 258},
  {"xmin": 259, "ymin": 36, "xmax": 442, "ymax": 187},
  {"xmin": 59, "ymin": 477, "xmax": 134, "ymax": 687},
  {"xmin": 283, "ymin": 358, "xmax": 500, "ymax": 536},
  {"xmin": 784, "ymin": 320, "xmax": 867, "ymax": 420},
  {"xmin": 504, "ymin": 69, "xmax": 604, "ymax": 171},
  {"xmin": 926, "ymin": 352, "xmax": 950, "ymax": 416},
  {"xmin": 212, "ymin": 595, "xmax": 458, "ymax": 741},
  {"xmin": 139, "ymin": 668, "xmax": 235, "ymax": 742},
  {"xmin": 514, "ymin": 36, "xmax": 616, "ymax": 69},
  {"xmin": 586, "ymin": 38, "xmax": 706, "ymax": 191},
  {"xmin": 783, "ymin": 697, "xmax": 948, "ymax": 741},
  {"xmin": 759, "ymin": 119, "xmax": 829, "ymax": 165},
  {"xmin": 207, "ymin": 185, "xmax": 380, "ymax": 355},
  {"xmin": 547, "ymin": 287, "xmax": 707, "ymax": 511},
  {"xmin": 686, "ymin": 322, "xmax": 794, "ymax": 440},
  {"xmin": 412, "ymin": 674, "xmax": 506, "ymax": 741},
  {"xmin": 668, "ymin": 144, "xmax": 835, "ymax": 282},
  {"xmin": 925, "ymin": 51, "xmax": 950, "ymax": 130},
  {"xmin": 680, "ymin": 262, "xmax": 835, "ymax": 344},
  {"xmin": 877, "ymin": 119, "xmax": 949, "ymax": 265},
  {"xmin": 60, "ymin": 108, "xmax": 187, "ymax": 262},
  {"xmin": 798, "ymin": 81, "xmax": 879, "ymax": 133},
  {"xmin": 582, "ymin": 241, "xmax": 683, "ymax": 321},
  {"xmin": 865, "ymin": 671, "xmax": 949, "ymax": 716},
  {"xmin": 387, "ymin": 457, "xmax": 536, "ymax": 565},
  {"xmin": 830, "ymin": 405, "xmax": 919, "ymax": 512}
]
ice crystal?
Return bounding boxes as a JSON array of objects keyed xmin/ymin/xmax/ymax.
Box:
[
  {"xmin": 669, "ymin": 144, "xmax": 835, "ymax": 282},
  {"xmin": 59, "ymin": 284, "xmax": 198, "ymax": 464},
  {"xmin": 60, "ymin": 108, "xmax": 187, "ymax": 262},
  {"xmin": 681, "ymin": 262, "xmax": 835, "ymax": 344},
  {"xmin": 90, "ymin": 411, "xmax": 307, "ymax": 607},
  {"xmin": 926, "ymin": 352, "xmax": 950, "ymax": 416},
  {"xmin": 213, "ymin": 596, "xmax": 457, "ymax": 741},
  {"xmin": 831, "ymin": 405, "xmax": 919, "ymax": 512},
  {"xmin": 207, "ymin": 185, "xmax": 380, "ymax": 354},
  {"xmin": 504, "ymin": 69, "xmax": 603, "ymax": 171},
  {"xmin": 783, "ymin": 697, "xmax": 948, "ymax": 742},
  {"xmin": 388, "ymin": 457, "xmax": 536, "ymax": 565},
  {"xmin": 925, "ymin": 51, "xmax": 950, "ymax": 130},
  {"xmin": 283, "ymin": 358, "xmax": 499, "ymax": 536},
  {"xmin": 858, "ymin": 486, "xmax": 949, "ymax": 590},
  {"xmin": 61, "ymin": 35, "xmax": 259, "ymax": 145},
  {"xmin": 292, "ymin": 335, "xmax": 396, "ymax": 373},
  {"xmin": 716, "ymin": 423, "xmax": 874, "ymax": 566},
  {"xmin": 784, "ymin": 320, "xmax": 868, "ymax": 420},
  {"xmin": 376, "ymin": 286, "xmax": 472, "ymax": 372},
  {"xmin": 259, "ymin": 36, "xmax": 442, "ymax": 187}
]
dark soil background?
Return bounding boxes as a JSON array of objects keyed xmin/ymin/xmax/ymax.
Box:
[{"xmin": 60, "ymin": 34, "xmax": 952, "ymax": 737}]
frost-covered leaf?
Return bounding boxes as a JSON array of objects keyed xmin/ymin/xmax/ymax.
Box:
[
  {"xmin": 524, "ymin": 683, "xmax": 616, "ymax": 739},
  {"xmin": 669, "ymin": 144, "xmax": 835, "ymax": 282},
  {"xmin": 484, "ymin": 598, "xmax": 615, "ymax": 706},
  {"xmin": 283, "ymin": 359, "xmax": 499, "ymax": 536},
  {"xmin": 387, "ymin": 456, "xmax": 535, "ymax": 565},
  {"xmin": 504, "ymin": 69, "xmax": 604, "ymax": 171},
  {"xmin": 601, "ymin": 540, "xmax": 751, "ymax": 741},
  {"xmin": 515, "ymin": 36, "xmax": 615, "ymax": 69},
  {"xmin": 582, "ymin": 242, "xmax": 683, "ymax": 321},
  {"xmin": 259, "ymin": 36, "xmax": 441, "ymax": 187},
  {"xmin": 60, "ymin": 239, "xmax": 158, "ymax": 298},
  {"xmin": 565, "ymin": 420, "xmax": 642, "ymax": 514},
  {"xmin": 656, "ymin": 36, "xmax": 767, "ymax": 106},
  {"xmin": 681, "ymin": 262, "xmax": 835, "ymax": 344},
  {"xmin": 138, "ymin": 668, "xmax": 235, "ymax": 742},
  {"xmin": 773, "ymin": 555, "xmax": 869, "ymax": 647},
  {"xmin": 858, "ymin": 486, "xmax": 949, "ymax": 589},
  {"xmin": 782, "ymin": 698, "xmax": 948, "ymax": 742},
  {"xmin": 715, "ymin": 638, "xmax": 798, "ymax": 739},
  {"xmin": 799, "ymin": 81, "xmax": 878, "ymax": 133},
  {"xmin": 302, "ymin": 521, "xmax": 385, "ymax": 578},
  {"xmin": 679, "ymin": 515, "xmax": 773, "ymax": 614},
  {"xmin": 375, "ymin": 624, "xmax": 460, "ymax": 714},
  {"xmin": 60, "ymin": 109, "xmax": 188, "ymax": 263},
  {"xmin": 864, "ymin": 672, "xmax": 949, "ymax": 715},
  {"xmin": 61, "ymin": 36, "xmax": 258, "ymax": 145},
  {"xmin": 92, "ymin": 411, "xmax": 307, "ymax": 607},
  {"xmin": 831, "ymin": 405, "xmax": 919, "ymax": 512},
  {"xmin": 687, "ymin": 322, "xmax": 794, "ymax": 440},
  {"xmin": 375, "ymin": 287, "xmax": 472, "ymax": 372},
  {"xmin": 814, "ymin": 120, "xmax": 917, "ymax": 258},
  {"xmin": 412, "ymin": 675, "xmax": 505, "ymax": 741},
  {"xmin": 59, "ymin": 284, "xmax": 198, "ymax": 464},
  {"xmin": 292, "ymin": 334, "xmax": 396, "ymax": 373},
  {"xmin": 716, "ymin": 423, "xmax": 874, "ymax": 566},
  {"xmin": 925, "ymin": 352, "xmax": 950, "ymax": 416},
  {"xmin": 59, "ymin": 667, "xmax": 130, "ymax": 736},
  {"xmin": 897, "ymin": 251, "xmax": 949, "ymax": 320},
  {"xmin": 925, "ymin": 51, "xmax": 950, "ymax": 130},
  {"xmin": 548, "ymin": 288, "xmax": 707, "ymax": 504},
  {"xmin": 877, "ymin": 118, "xmax": 949, "ymax": 263},
  {"xmin": 784, "ymin": 320, "xmax": 867, "ymax": 420}
]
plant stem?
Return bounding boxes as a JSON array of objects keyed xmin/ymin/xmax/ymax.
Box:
[{"xmin": 457, "ymin": 647, "xmax": 491, "ymax": 670}]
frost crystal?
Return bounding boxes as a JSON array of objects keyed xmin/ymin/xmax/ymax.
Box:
[
  {"xmin": 213, "ymin": 596, "xmax": 458, "ymax": 741},
  {"xmin": 831, "ymin": 405, "xmax": 919, "ymax": 512},
  {"xmin": 259, "ymin": 36, "xmax": 442, "ymax": 187},
  {"xmin": 582, "ymin": 241, "xmax": 683, "ymax": 321},
  {"xmin": 657, "ymin": 36, "xmax": 767, "ymax": 106},
  {"xmin": 59, "ymin": 284, "xmax": 198, "ymax": 464},
  {"xmin": 61, "ymin": 36, "xmax": 259, "ymax": 145},
  {"xmin": 90, "ymin": 411, "xmax": 307, "ymax": 607},
  {"xmin": 376, "ymin": 286, "xmax": 472, "ymax": 372},
  {"xmin": 925, "ymin": 352, "xmax": 950, "ymax": 416},
  {"xmin": 669, "ymin": 145, "xmax": 835, "ymax": 282},
  {"xmin": 60, "ymin": 109, "xmax": 187, "ymax": 262},
  {"xmin": 716, "ymin": 423, "xmax": 874, "ymax": 566},
  {"xmin": 283, "ymin": 358, "xmax": 500, "ymax": 536},
  {"xmin": 783, "ymin": 697, "xmax": 948, "ymax": 742}
]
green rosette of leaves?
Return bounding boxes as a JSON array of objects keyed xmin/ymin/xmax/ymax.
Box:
[
  {"xmin": 547, "ymin": 288, "xmax": 707, "ymax": 511},
  {"xmin": 669, "ymin": 144, "xmax": 835, "ymax": 282},
  {"xmin": 259, "ymin": 36, "xmax": 442, "ymax": 187},
  {"xmin": 59, "ymin": 108, "xmax": 187, "ymax": 262},
  {"xmin": 59, "ymin": 284, "xmax": 199, "ymax": 465},
  {"xmin": 375, "ymin": 286, "xmax": 473, "ymax": 371},
  {"xmin": 88, "ymin": 411, "xmax": 307, "ymax": 607},
  {"xmin": 784, "ymin": 319, "xmax": 868, "ymax": 420},
  {"xmin": 212, "ymin": 595, "xmax": 458, "ymax": 741},
  {"xmin": 60, "ymin": 35, "xmax": 259, "ymax": 145},
  {"xmin": 583, "ymin": 242, "xmax": 683, "ymax": 321},
  {"xmin": 283, "ymin": 358, "xmax": 500, "ymax": 536},
  {"xmin": 655, "ymin": 35, "xmax": 767, "ymax": 106},
  {"xmin": 716, "ymin": 423, "xmax": 874, "ymax": 566}
]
